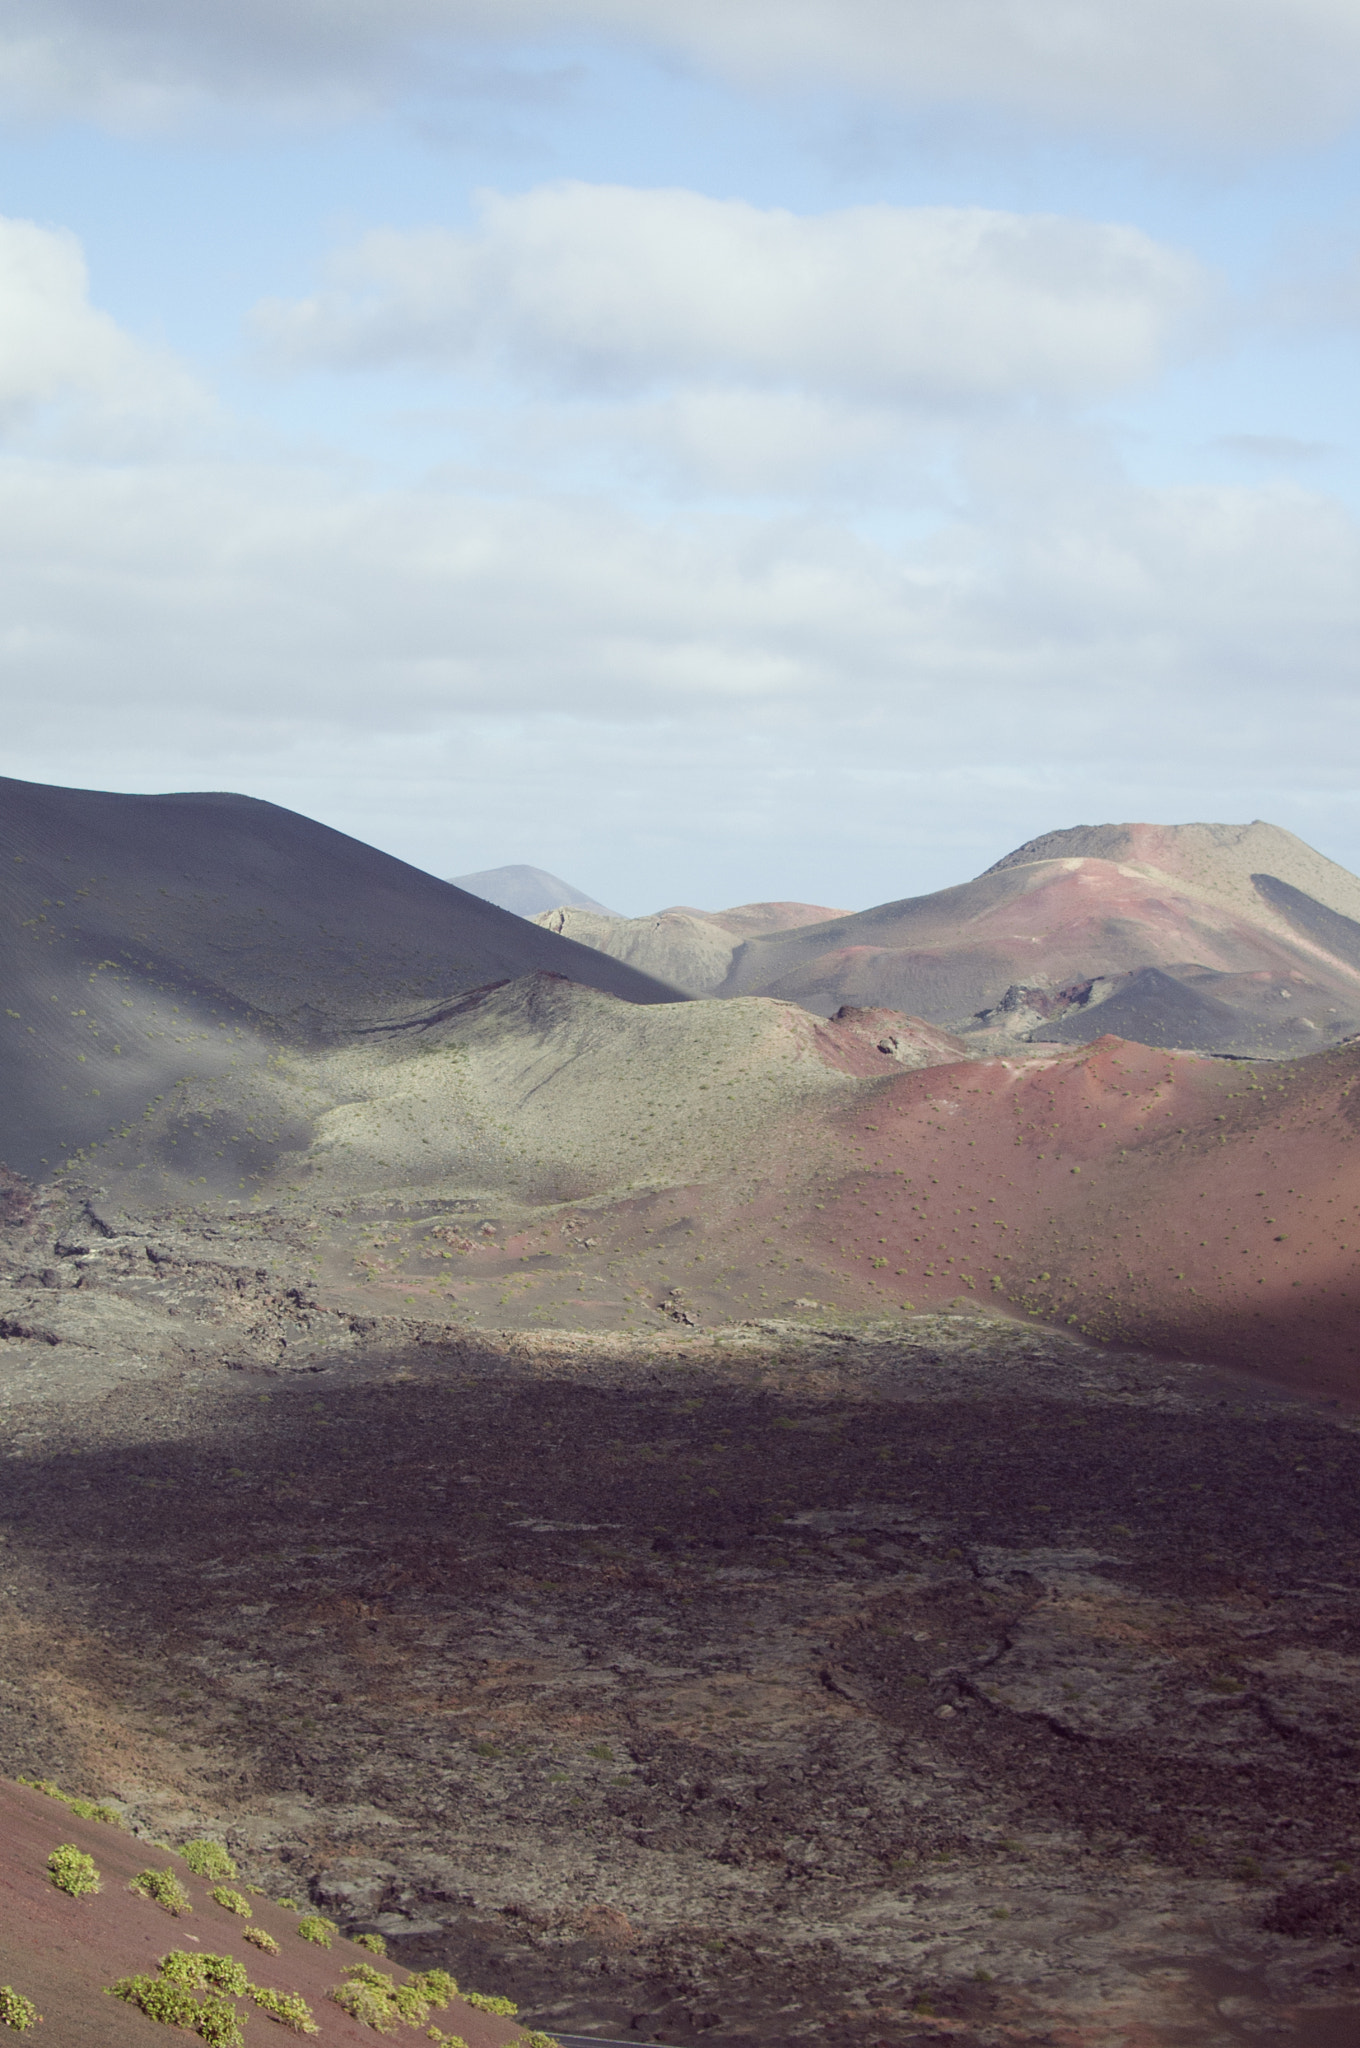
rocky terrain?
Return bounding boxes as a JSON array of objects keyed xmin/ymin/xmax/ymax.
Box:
[
  {"xmin": 1, "ymin": 1273, "xmax": 1359, "ymax": 2047},
  {"xmin": 5, "ymin": 783, "xmax": 1360, "ymax": 2046}
]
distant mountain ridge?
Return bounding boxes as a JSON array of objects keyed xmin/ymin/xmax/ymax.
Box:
[
  {"xmin": 449, "ymin": 863, "xmax": 617, "ymax": 918},
  {"xmin": 714, "ymin": 819, "xmax": 1360, "ymax": 1054}
]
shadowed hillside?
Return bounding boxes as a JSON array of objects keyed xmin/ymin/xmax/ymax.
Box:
[{"xmin": 0, "ymin": 777, "xmax": 681, "ymax": 1177}]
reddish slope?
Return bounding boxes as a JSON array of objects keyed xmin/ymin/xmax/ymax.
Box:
[
  {"xmin": 721, "ymin": 838, "xmax": 1360, "ymax": 1053},
  {"xmin": 0, "ymin": 1780, "xmax": 524, "ymax": 2046},
  {"xmin": 765, "ymin": 1036, "xmax": 1360, "ymax": 1401}
]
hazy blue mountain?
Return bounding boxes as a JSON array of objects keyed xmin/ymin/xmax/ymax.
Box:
[{"xmin": 449, "ymin": 863, "xmax": 617, "ymax": 918}]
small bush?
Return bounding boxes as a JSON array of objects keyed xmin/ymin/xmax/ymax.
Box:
[
  {"xmin": 351, "ymin": 1933, "xmax": 387, "ymax": 1956},
  {"xmin": 425, "ymin": 2033, "xmax": 470, "ymax": 2047},
  {"xmin": 244, "ymin": 1928, "xmax": 280, "ymax": 1955},
  {"xmin": 520, "ymin": 2034, "xmax": 563, "ymax": 2048},
  {"xmin": 392, "ymin": 1984, "xmax": 431, "ymax": 2025},
  {"xmin": 331, "ymin": 1979, "xmax": 399, "ymax": 2032},
  {"xmin": 131, "ymin": 1867, "xmax": 194, "ymax": 1915},
  {"xmin": 20, "ymin": 1776, "xmax": 123, "ymax": 1827},
  {"xmin": 183, "ymin": 1840, "xmax": 239, "ymax": 1881},
  {"xmin": 210, "ymin": 1886, "xmax": 254, "ymax": 1919},
  {"xmin": 275, "ymin": 1896, "xmax": 302, "ymax": 1912},
  {"xmin": 108, "ymin": 1954, "xmax": 247, "ymax": 2045},
  {"xmin": 408, "ymin": 1970, "xmax": 456, "ymax": 2007},
  {"xmin": 48, "ymin": 1843, "xmax": 100, "ymax": 1897},
  {"xmin": 108, "ymin": 1974, "xmax": 202, "ymax": 2028},
  {"xmin": 343, "ymin": 1965, "xmax": 393, "ymax": 1991},
  {"xmin": 0, "ymin": 1987, "xmax": 41, "ymax": 2031},
  {"xmin": 251, "ymin": 1986, "xmax": 319, "ymax": 2034},
  {"xmin": 464, "ymin": 1992, "xmax": 517, "ymax": 2017},
  {"xmin": 160, "ymin": 1952, "xmax": 249, "ymax": 1997},
  {"xmin": 296, "ymin": 1915, "xmax": 337, "ymax": 1949},
  {"xmin": 193, "ymin": 1998, "xmax": 246, "ymax": 2048}
]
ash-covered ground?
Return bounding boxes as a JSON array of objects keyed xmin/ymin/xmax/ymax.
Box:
[{"xmin": 2, "ymin": 1217, "xmax": 1359, "ymax": 2047}]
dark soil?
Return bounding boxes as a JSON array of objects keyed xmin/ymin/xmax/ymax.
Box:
[{"xmin": 2, "ymin": 1313, "xmax": 1359, "ymax": 2045}]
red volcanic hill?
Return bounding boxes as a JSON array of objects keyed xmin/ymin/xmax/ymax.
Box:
[
  {"xmin": 738, "ymin": 1029, "xmax": 1360, "ymax": 1401},
  {"xmin": 718, "ymin": 821, "xmax": 1360, "ymax": 1056},
  {"xmin": 0, "ymin": 1778, "xmax": 525, "ymax": 2046}
]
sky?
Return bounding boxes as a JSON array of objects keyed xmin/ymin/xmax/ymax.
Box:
[{"xmin": 0, "ymin": 2, "xmax": 1358, "ymax": 914}]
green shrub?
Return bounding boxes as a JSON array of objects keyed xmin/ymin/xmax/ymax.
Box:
[
  {"xmin": 331, "ymin": 1979, "xmax": 399, "ymax": 2032},
  {"xmin": 251, "ymin": 1986, "xmax": 319, "ymax": 2034},
  {"xmin": 48, "ymin": 1843, "xmax": 100, "ymax": 1897},
  {"xmin": 160, "ymin": 1952, "xmax": 249, "ymax": 1997},
  {"xmin": 425, "ymin": 2033, "xmax": 469, "ymax": 2047},
  {"xmin": 211, "ymin": 1886, "xmax": 254, "ymax": 1919},
  {"xmin": 296, "ymin": 1915, "xmax": 337, "ymax": 1949},
  {"xmin": 408, "ymin": 1970, "xmax": 456, "ymax": 2007},
  {"xmin": 520, "ymin": 2034, "xmax": 563, "ymax": 2048},
  {"xmin": 464, "ymin": 1992, "xmax": 517, "ymax": 2017},
  {"xmin": 392, "ymin": 1984, "xmax": 431, "ymax": 2025},
  {"xmin": 0, "ymin": 1987, "xmax": 41, "ymax": 2032},
  {"xmin": 183, "ymin": 1840, "xmax": 239, "ymax": 1881},
  {"xmin": 19, "ymin": 1776, "xmax": 123, "ymax": 1826},
  {"xmin": 244, "ymin": 1928, "xmax": 280, "ymax": 1955},
  {"xmin": 131, "ymin": 1867, "xmax": 194, "ymax": 1915},
  {"xmin": 108, "ymin": 1974, "xmax": 202, "ymax": 2028},
  {"xmin": 108, "ymin": 1954, "xmax": 247, "ymax": 2044},
  {"xmin": 275, "ymin": 1896, "xmax": 302, "ymax": 1912},
  {"xmin": 351, "ymin": 1933, "xmax": 387, "ymax": 1956}
]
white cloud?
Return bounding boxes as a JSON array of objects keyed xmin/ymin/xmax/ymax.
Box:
[
  {"xmin": 2, "ymin": 418, "xmax": 1358, "ymax": 912},
  {"xmin": 0, "ymin": 213, "xmax": 210, "ymax": 448},
  {"xmin": 1, "ymin": 0, "xmax": 1359, "ymax": 142},
  {"xmin": 254, "ymin": 184, "xmax": 1208, "ymax": 404}
]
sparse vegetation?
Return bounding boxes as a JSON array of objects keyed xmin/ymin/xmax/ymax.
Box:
[
  {"xmin": 408, "ymin": 1972, "xmax": 456, "ymax": 2007},
  {"xmin": 251, "ymin": 1986, "xmax": 319, "ymax": 2033},
  {"xmin": 19, "ymin": 1776, "xmax": 123, "ymax": 1826},
  {"xmin": 160, "ymin": 1954, "xmax": 249, "ymax": 1997},
  {"xmin": 0, "ymin": 1988, "xmax": 40, "ymax": 2032},
  {"xmin": 47, "ymin": 1843, "xmax": 100, "ymax": 1897},
  {"xmin": 130, "ymin": 1866, "xmax": 194, "ymax": 1915},
  {"xmin": 210, "ymin": 1885, "xmax": 254, "ymax": 1917},
  {"xmin": 183, "ymin": 1839, "xmax": 239, "ymax": 1881},
  {"xmin": 463, "ymin": 1992, "xmax": 517, "ymax": 2016},
  {"xmin": 295, "ymin": 1914, "xmax": 337, "ymax": 1948},
  {"xmin": 352, "ymin": 1933, "xmax": 388, "ymax": 1956},
  {"xmin": 244, "ymin": 1928, "xmax": 281, "ymax": 1955},
  {"xmin": 330, "ymin": 1962, "xmax": 459, "ymax": 2032},
  {"xmin": 108, "ymin": 1953, "xmax": 247, "ymax": 2044}
]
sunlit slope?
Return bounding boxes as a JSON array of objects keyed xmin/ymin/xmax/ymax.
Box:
[
  {"xmin": 0, "ymin": 776, "xmax": 680, "ymax": 1176},
  {"xmin": 91, "ymin": 978, "xmax": 966, "ymax": 1209},
  {"xmin": 767, "ymin": 1034, "xmax": 1360, "ymax": 1398},
  {"xmin": 719, "ymin": 825, "xmax": 1360, "ymax": 1051},
  {"xmin": 534, "ymin": 900, "xmax": 847, "ymax": 997}
]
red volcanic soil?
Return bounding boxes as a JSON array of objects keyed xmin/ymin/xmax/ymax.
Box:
[
  {"xmin": 776, "ymin": 1035, "xmax": 1360, "ymax": 1400},
  {"xmin": 0, "ymin": 1780, "xmax": 524, "ymax": 2046},
  {"xmin": 723, "ymin": 851, "xmax": 1360, "ymax": 1046}
]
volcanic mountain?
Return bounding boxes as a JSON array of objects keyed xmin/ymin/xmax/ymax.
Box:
[
  {"xmin": 701, "ymin": 820, "xmax": 1360, "ymax": 1054},
  {"xmin": 449, "ymin": 863, "xmax": 617, "ymax": 918},
  {"xmin": 0, "ymin": 777, "xmax": 680, "ymax": 1179}
]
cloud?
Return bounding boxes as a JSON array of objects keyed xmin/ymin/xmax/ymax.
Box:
[
  {"xmin": 2, "ymin": 414, "xmax": 1358, "ymax": 912},
  {"xmin": 0, "ymin": 212, "xmax": 210, "ymax": 448},
  {"xmin": 254, "ymin": 184, "xmax": 1208, "ymax": 405},
  {"xmin": 1, "ymin": 0, "xmax": 1359, "ymax": 143},
  {"xmin": 1211, "ymin": 433, "xmax": 1332, "ymax": 464}
]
